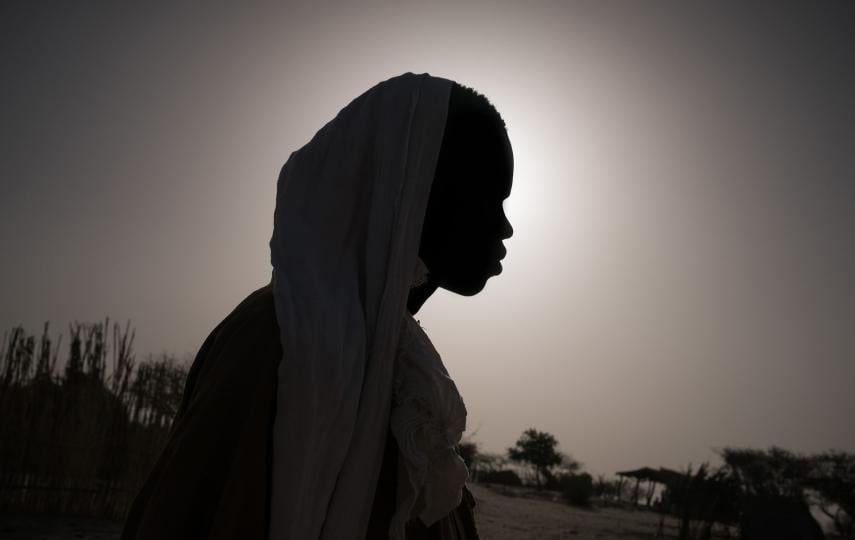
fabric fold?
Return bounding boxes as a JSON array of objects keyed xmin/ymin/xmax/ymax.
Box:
[
  {"xmin": 268, "ymin": 72, "xmax": 457, "ymax": 539},
  {"xmin": 389, "ymin": 307, "xmax": 469, "ymax": 538}
]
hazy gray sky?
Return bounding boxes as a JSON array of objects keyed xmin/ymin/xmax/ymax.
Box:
[{"xmin": 2, "ymin": 2, "xmax": 854, "ymax": 476}]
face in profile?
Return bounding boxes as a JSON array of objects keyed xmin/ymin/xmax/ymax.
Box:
[{"xmin": 419, "ymin": 105, "xmax": 514, "ymax": 297}]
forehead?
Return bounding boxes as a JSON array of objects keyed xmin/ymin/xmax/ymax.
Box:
[
  {"xmin": 436, "ymin": 104, "xmax": 513, "ymax": 199},
  {"xmin": 469, "ymin": 122, "xmax": 513, "ymax": 198}
]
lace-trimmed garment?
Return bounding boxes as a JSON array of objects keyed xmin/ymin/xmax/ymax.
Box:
[{"xmin": 389, "ymin": 312, "xmax": 469, "ymax": 538}]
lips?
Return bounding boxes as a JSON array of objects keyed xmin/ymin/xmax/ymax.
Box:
[{"xmin": 491, "ymin": 245, "xmax": 506, "ymax": 275}]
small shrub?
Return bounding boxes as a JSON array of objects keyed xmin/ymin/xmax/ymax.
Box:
[
  {"xmin": 559, "ymin": 473, "xmax": 594, "ymax": 507},
  {"xmin": 479, "ymin": 469, "xmax": 523, "ymax": 487},
  {"xmin": 544, "ymin": 472, "xmax": 561, "ymax": 491}
]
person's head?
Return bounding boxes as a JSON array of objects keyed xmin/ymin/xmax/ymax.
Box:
[{"xmin": 418, "ymin": 82, "xmax": 514, "ymax": 297}]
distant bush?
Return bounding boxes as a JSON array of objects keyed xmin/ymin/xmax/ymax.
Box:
[
  {"xmin": 719, "ymin": 447, "xmax": 851, "ymax": 538},
  {"xmin": 558, "ymin": 473, "xmax": 594, "ymax": 507},
  {"xmin": 456, "ymin": 440, "xmax": 479, "ymax": 471},
  {"xmin": 479, "ymin": 469, "xmax": 523, "ymax": 487}
]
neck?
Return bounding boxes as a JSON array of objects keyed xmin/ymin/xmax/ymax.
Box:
[{"xmin": 407, "ymin": 280, "xmax": 439, "ymax": 315}]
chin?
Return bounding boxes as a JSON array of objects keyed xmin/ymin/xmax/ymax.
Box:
[
  {"xmin": 445, "ymin": 274, "xmax": 492, "ymax": 297},
  {"xmin": 439, "ymin": 259, "xmax": 503, "ymax": 296}
]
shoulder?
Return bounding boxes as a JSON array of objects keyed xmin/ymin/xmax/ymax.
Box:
[
  {"xmin": 227, "ymin": 282, "xmax": 275, "ymax": 321},
  {"xmin": 215, "ymin": 283, "xmax": 278, "ymax": 344},
  {"xmin": 179, "ymin": 283, "xmax": 280, "ymax": 409}
]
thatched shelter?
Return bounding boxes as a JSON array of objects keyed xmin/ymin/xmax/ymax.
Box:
[{"xmin": 615, "ymin": 467, "xmax": 684, "ymax": 507}]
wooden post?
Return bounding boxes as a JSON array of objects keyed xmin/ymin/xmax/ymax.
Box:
[{"xmin": 633, "ymin": 478, "xmax": 641, "ymax": 508}]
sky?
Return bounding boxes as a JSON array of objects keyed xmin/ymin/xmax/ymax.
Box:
[{"xmin": 2, "ymin": 2, "xmax": 854, "ymax": 477}]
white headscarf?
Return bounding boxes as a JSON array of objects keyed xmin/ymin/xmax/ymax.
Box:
[{"xmin": 268, "ymin": 72, "xmax": 468, "ymax": 539}]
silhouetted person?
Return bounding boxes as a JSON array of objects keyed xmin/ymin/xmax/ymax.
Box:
[{"xmin": 121, "ymin": 73, "xmax": 513, "ymax": 540}]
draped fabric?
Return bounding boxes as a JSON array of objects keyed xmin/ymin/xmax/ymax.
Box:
[
  {"xmin": 390, "ymin": 312, "xmax": 469, "ymax": 537},
  {"xmin": 120, "ymin": 282, "xmax": 477, "ymax": 540},
  {"xmin": 268, "ymin": 72, "xmax": 466, "ymax": 539}
]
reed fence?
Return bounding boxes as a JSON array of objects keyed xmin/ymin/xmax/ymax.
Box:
[{"xmin": 0, "ymin": 320, "xmax": 186, "ymax": 519}]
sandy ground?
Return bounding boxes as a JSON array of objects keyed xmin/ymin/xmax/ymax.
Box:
[
  {"xmin": 0, "ymin": 483, "xmax": 668, "ymax": 539},
  {"xmin": 470, "ymin": 483, "xmax": 663, "ymax": 539}
]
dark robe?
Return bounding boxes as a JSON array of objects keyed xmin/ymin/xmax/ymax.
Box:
[{"xmin": 121, "ymin": 284, "xmax": 479, "ymax": 539}]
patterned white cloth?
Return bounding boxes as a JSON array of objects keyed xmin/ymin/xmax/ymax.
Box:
[
  {"xmin": 388, "ymin": 255, "xmax": 469, "ymax": 537},
  {"xmin": 390, "ymin": 308, "xmax": 469, "ymax": 537}
]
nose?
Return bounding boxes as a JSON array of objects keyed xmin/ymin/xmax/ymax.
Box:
[{"xmin": 500, "ymin": 214, "xmax": 513, "ymax": 240}]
